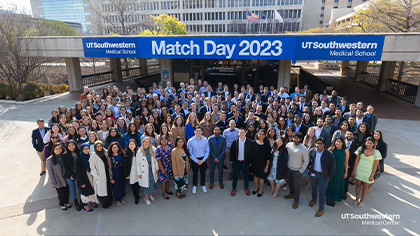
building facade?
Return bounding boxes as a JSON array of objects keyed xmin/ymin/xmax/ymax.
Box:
[
  {"xmin": 100, "ymin": 0, "xmax": 304, "ymax": 35},
  {"xmin": 30, "ymin": 0, "xmax": 101, "ymax": 35}
]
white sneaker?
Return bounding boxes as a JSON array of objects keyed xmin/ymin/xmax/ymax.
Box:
[
  {"xmin": 202, "ymin": 186, "xmax": 207, "ymax": 193},
  {"xmin": 192, "ymin": 186, "xmax": 197, "ymax": 194}
]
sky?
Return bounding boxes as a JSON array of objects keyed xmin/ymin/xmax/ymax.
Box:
[{"xmin": 0, "ymin": 0, "xmax": 32, "ymax": 15}]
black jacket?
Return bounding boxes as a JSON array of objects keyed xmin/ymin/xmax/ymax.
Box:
[
  {"xmin": 123, "ymin": 151, "xmax": 135, "ymax": 179},
  {"xmin": 308, "ymin": 148, "xmax": 336, "ymax": 179},
  {"xmin": 32, "ymin": 127, "xmax": 50, "ymax": 152},
  {"xmin": 268, "ymin": 146, "xmax": 289, "ymax": 180},
  {"xmin": 62, "ymin": 152, "xmax": 76, "ymax": 179},
  {"xmin": 75, "ymin": 156, "xmax": 95, "ymax": 196},
  {"xmin": 228, "ymin": 116, "xmax": 244, "ymax": 128},
  {"xmin": 346, "ymin": 141, "xmax": 359, "ymax": 171},
  {"xmin": 230, "ymin": 138, "xmax": 254, "ymax": 165}
]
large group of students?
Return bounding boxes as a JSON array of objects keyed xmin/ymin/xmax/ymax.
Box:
[{"xmin": 31, "ymin": 78, "xmax": 387, "ymax": 217}]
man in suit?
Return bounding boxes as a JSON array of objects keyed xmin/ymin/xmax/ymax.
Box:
[
  {"xmin": 343, "ymin": 131, "xmax": 359, "ymax": 199},
  {"xmin": 230, "ymin": 128, "xmax": 254, "ymax": 196},
  {"xmin": 199, "ymin": 97, "xmax": 212, "ymax": 120},
  {"xmin": 181, "ymin": 100, "xmax": 190, "ymax": 117},
  {"xmin": 300, "ymin": 84, "xmax": 312, "ymax": 103},
  {"xmin": 364, "ymin": 105, "xmax": 377, "ymax": 134},
  {"xmin": 108, "ymin": 97, "xmax": 121, "ymax": 117},
  {"xmin": 208, "ymin": 126, "xmax": 227, "ymax": 190},
  {"xmin": 292, "ymin": 114, "xmax": 308, "ymax": 137},
  {"xmin": 214, "ymin": 111, "xmax": 229, "ymax": 133},
  {"xmin": 338, "ymin": 97, "xmax": 350, "ymax": 113},
  {"xmin": 171, "ymin": 104, "xmax": 185, "ymax": 121},
  {"xmin": 313, "ymin": 118, "xmax": 332, "ymax": 148},
  {"xmin": 308, "ymin": 137, "xmax": 336, "ymax": 217},
  {"xmin": 32, "ymin": 119, "xmax": 50, "ymax": 176},
  {"xmin": 228, "ymin": 109, "xmax": 244, "ymax": 128},
  {"xmin": 204, "ymin": 85, "xmax": 215, "ymax": 98},
  {"xmin": 245, "ymin": 87, "xmax": 256, "ymax": 101},
  {"xmin": 327, "ymin": 90, "xmax": 342, "ymax": 105}
]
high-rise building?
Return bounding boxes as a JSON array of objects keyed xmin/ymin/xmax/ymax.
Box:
[
  {"xmin": 100, "ymin": 0, "xmax": 304, "ymax": 35},
  {"xmin": 30, "ymin": 0, "xmax": 102, "ymax": 34},
  {"xmin": 301, "ymin": 0, "xmax": 368, "ymax": 30}
]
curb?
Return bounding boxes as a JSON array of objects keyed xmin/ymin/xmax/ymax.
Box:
[{"xmin": 0, "ymin": 92, "xmax": 70, "ymax": 105}]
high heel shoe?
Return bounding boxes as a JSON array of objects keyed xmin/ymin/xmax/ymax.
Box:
[{"xmin": 162, "ymin": 194, "xmax": 169, "ymax": 200}]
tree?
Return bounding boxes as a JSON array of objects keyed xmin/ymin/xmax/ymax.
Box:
[
  {"xmin": 140, "ymin": 14, "xmax": 187, "ymax": 35},
  {"xmin": 0, "ymin": 12, "xmax": 76, "ymax": 84},
  {"xmin": 344, "ymin": 0, "xmax": 420, "ymax": 80}
]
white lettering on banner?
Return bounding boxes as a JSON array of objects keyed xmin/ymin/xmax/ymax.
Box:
[
  {"xmin": 301, "ymin": 41, "xmax": 377, "ymax": 50},
  {"xmin": 86, "ymin": 42, "xmax": 136, "ymax": 49},
  {"xmin": 152, "ymin": 40, "xmax": 200, "ymax": 56}
]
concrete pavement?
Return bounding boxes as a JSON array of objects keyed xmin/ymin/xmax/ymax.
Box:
[{"xmin": 0, "ymin": 85, "xmax": 419, "ymax": 235}]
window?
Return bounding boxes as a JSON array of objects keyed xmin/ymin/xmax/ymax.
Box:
[
  {"xmin": 321, "ymin": 7, "xmax": 324, "ymax": 10},
  {"xmin": 320, "ymin": 14, "xmax": 324, "ymax": 17}
]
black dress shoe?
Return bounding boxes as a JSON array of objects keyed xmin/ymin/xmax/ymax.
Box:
[
  {"xmin": 331, "ymin": 201, "xmax": 335, "ymax": 207},
  {"xmin": 135, "ymin": 197, "xmax": 139, "ymax": 205},
  {"xmin": 343, "ymin": 195, "xmax": 348, "ymax": 200},
  {"xmin": 326, "ymin": 200, "xmax": 331, "ymax": 206},
  {"xmin": 252, "ymin": 189, "xmax": 258, "ymax": 195},
  {"xmin": 223, "ymin": 164, "xmax": 228, "ymax": 169},
  {"xmin": 166, "ymin": 191, "xmax": 174, "ymax": 195},
  {"xmin": 257, "ymin": 192, "xmax": 263, "ymax": 197}
]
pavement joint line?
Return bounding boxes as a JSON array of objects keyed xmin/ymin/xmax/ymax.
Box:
[{"xmin": 0, "ymin": 197, "xmax": 58, "ymax": 220}]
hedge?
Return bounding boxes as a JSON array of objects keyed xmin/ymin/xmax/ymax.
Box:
[{"xmin": 0, "ymin": 81, "xmax": 69, "ymax": 100}]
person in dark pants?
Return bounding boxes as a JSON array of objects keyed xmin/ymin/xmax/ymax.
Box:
[
  {"xmin": 208, "ymin": 126, "xmax": 227, "ymax": 190},
  {"xmin": 46, "ymin": 143, "xmax": 70, "ymax": 210},
  {"xmin": 284, "ymin": 132, "xmax": 309, "ymax": 209},
  {"xmin": 230, "ymin": 128, "xmax": 254, "ymax": 197},
  {"xmin": 124, "ymin": 139, "xmax": 140, "ymax": 204},
  {"xmin": 32, "ymin": 119, "xmax": 50, "ymax": 176},
  {"xmin": 308, "ymin": 138, "xmax": 336, "ymax": 217},
  {"xmin": 187, "ymin": 126, "xmax": 210, "ymax": 194},
  {"xmin": 344, "ymin": 131, "xmax": 359, "ymax": 199}
]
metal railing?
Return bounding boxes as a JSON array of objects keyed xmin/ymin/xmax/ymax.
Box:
[
  {"xmin": 386, "ymin": 79, "xmax": 418, "ymax": 103},
  {"xmin": 298, "ymin": 68, "xmax": 333, "ymax": 93},
  {"xmin": 82, "ymin": 71, "xmax": 113, "ymax": 87},
  {"xmin": 122, "ymin": 66, "xmax": 141, "ymax": 79},
  {"xmin": 361, "ymin": 72, "xmax": 379, "ymax": 88}
]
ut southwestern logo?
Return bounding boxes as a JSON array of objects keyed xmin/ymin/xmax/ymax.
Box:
[{"xmin": 301, "ymin": 40, "xmax": 379, "ymax": 57}]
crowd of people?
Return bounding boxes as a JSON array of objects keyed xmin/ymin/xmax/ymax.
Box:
[{"xmin": 31, "ymin": 78, "xmax": 387, "ymax": 217}]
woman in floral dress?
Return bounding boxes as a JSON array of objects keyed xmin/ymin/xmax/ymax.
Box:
[{"xmin": 156, "ymin": 135, "xmax": 173, "ymax": 199}]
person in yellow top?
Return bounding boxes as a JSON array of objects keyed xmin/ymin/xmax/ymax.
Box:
[{"xmin": 352, "ymin": 137, "xmax": 382, "ymax": 209}]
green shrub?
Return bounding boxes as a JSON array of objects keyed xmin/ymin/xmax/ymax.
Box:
[
  {"xmin": 0, "ymin": 81, "xmax": 68, "ymax": 100},
  {"xmin": 49, "ymin": 84, "xmax": 69, "ymax": 95},
  {"xmin": 0, "ymin": 81, "xmax": 7, "ymax": 99},
  {"xmin": 23, "ymin": 82, "xmax": 44, "ymax": 100}
]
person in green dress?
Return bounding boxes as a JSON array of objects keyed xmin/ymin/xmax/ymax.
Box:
[
  {"xmin": 326, "ymin": 137, "xmax": 349, "ymax": 207},
  {"xmin": 351, "ymin": 137, "xmax": 382, "ymax": 209}
]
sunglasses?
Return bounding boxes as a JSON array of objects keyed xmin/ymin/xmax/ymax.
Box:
[{"xmin": 51, "ymin": 136, "xmax": 59, "ymax": 139}]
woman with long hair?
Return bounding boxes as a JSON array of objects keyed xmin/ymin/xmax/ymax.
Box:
[
  {"xmin": 135, "ymin": 137, "xmax": 159, "ymax": 205},
  {"xmin": 171, "ymin": 115, "xmax": 186, "ymax": 142},
  {"xmin": 369, "ymin": 130, "xmax": 388, "ymax": 192},
  {"xmin": 303, "ymin": 127, "xmax": 316, "ymax": 149},
  {"xmin": 326, "ymin": 137, "xmax": 349, "ymax": 207},
  {"xmin": 252, "ymin": 129, "xmax": 271, "ymax": 197},
  {"xmin": 104, "ymin": 127, "xmax": 124, "ymax": 149},
  {"xmin": 89, "ymin": 141, "xmax": 113, "ymax": 208},
  {"xmin": 123, "ymin": 139, "xmax": 140, "ymax": 204},
  {"xmin": 116, "ymin": 117, "xmax": 128, "ymax": 135},
  {"xmin": 283, "ymin": 127, "xmax": 294, "ymax": 143},
  {"xmin": 47, "ymin": 143, "xmax": 70, "ymax": 210},
  {"xmin": 58, "ymin": 115, "xmax": 68, "ymax": 134},
  {"xmin": 97, "ymin": 121, "xmax": 109, "ymax": 143},
  {"xmin": 124, "ymin": 123, "xmax": 142, "ymax": 147},
  {"xmin": 355, "ymin": 122, "xmax": 371, "ymax": 146},
  {"xmin": 157, "ymin": 124, "xmax": 175, "ymax": 146},
  {"xmin": 185, "ymin": 112, "xmax": 199, "ymax": 141},
  {"xmin": 277, "ymin": 117, "xmax": 287, "ymax": 137},
  {"xmin": 44, "ymin": 133, "xmax": 66, "ymax": 162},
  {"xmin": 62, "ymin": 140, "xmax": 83, "ymax": 211},
  {"xmin": 63, "ymin": 126, "xmax": 78, "ymax": 144},
  {"xmin": 199, "ymin": 112, "xmax": 214, "ymax": 138},
  {"xmin": 267, "ymin": 137, "xmax": 288, "ymax": 198},
  {"xmin": 246, "ymin": 123, "xmax": 257, "ymax": 141},
  {"xmin": 141, "ymin": 123, "xmax": 158, "ymax": 147},
  {"xmin": 171, "ymin": 136, "xmax": 190, "ymax": 199},
  {"xmin": 266, "ymin": 127, "xmax": 277, "ymax": 147},
  {"xmin": 89, "ymin": 120, "xmax": 100, "ymax": 133},
  {"xmin": 156, "ymin": 135, "xmax": 174, "ymax": 200},
  {"xmin": 76, "ymin": 143, "xmax": 98, "ymax": 211},
  {"xmin": 43, "ymin": 123, "xmax": 66, "ymax": 144},
  {"xmin": 48, "ymin": 109, "xmax": 60, "ymax": 128},
  {"xmin": 352, "ymin": 137, "xmax": 382, "ymax": 208},
  {"xmin": 76, "ymin": 126, "xmax": 89, "ymax": 146},
  {"xmin": 148, "ymin": 115, "xmax": 160, "ymax": 135},
  {"xmin": 107, "ymin": 142, "xmax": 126, "ymax": 206}
]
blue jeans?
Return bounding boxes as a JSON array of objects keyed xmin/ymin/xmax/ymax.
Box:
[
  {"xmin": 210, "ymin": 157, "xmax": 224, "ymax": 184},
  {"xmin": 232, "ymin": 162, "xmax": 250, "ymax": 190},
  {"xmin": 66, "ymin": 178, "xmax": 82, "ymax": 201},
  {"xmin": 310, "ymin": 173, "xmax": 330, "ymax": 210}
]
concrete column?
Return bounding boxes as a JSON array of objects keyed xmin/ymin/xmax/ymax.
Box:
[
  {"xmin": 355, "ymin": 61, "xmax": 368, "ymax": 82},
  {"xmin": 415, "ymin": 86, "xmax": 420, "ymax": 108},
  {"xmin": 159, "ymin": 58, "xmax": 172, "ymax": 87},
  {"xmin": 277, "ymin": 60, "xmax": 291, "ymax": 90},
  {"xmin": 139, "ymin": 58, "xmax": 148, "ymax": 76},
  {"xmin": 377, "ymin": 61, "xmax": 396, "ymax": 91},
  {"xmin": 110, "ymin": 58, "xmax": 122, "ymax": 82},
  {"xmin": 65, "ymin": 57, "xmax": 83, "ymax": 91},
  {"xmin": 340, "ymin": 61, "xmax": 350, "ymax": 76}
]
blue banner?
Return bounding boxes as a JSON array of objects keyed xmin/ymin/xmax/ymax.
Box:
[{"xmin": 83, "ymin": 36, "xmax": 385, "ymax": 61}]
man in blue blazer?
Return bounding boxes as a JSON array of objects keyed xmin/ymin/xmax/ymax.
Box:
[
  {"xmin": 31, "ymin": 119, "xmax": 50, "ymax": 176},
  {"xmin": 208, "ymin": 126, "xmax": 227, "ymax": 190}
]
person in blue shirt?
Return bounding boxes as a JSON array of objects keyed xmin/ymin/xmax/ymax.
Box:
[
  {"xmin": 185, "ymin": 112, "xmax": 199, "ymax": 141},
  {"xmin": 187, "ymin": 127, "xmax": 210, "ymax": 194},
  {"xmin": 289, "ymin": 86, "xmax": 302, "ymax": 100},
  {"xmin": 124, "ymin": 123, "xmax": 142, "ymax": 147}
]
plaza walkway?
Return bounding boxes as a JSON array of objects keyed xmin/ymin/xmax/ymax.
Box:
[{"xmin": 0, "ymin": 80, "xmax": 419, "ymax": 235}]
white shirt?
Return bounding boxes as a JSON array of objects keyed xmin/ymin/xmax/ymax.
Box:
[
  {"xmin": 238, "ymin": 138, "xmax": 246, "ymax": 161},
  {"xmin": 314, "ymin": 150, "xmax": 323, "ymax": 172},
  {"xmin": 355, "ymin": 117, "xmax": 364, "ymax": 127},
  {"xmin": 315, "ymin": 127, "xmax": 322, "ymax": 138}
]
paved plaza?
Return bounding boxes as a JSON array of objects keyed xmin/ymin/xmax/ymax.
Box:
[{"xmin": 0, "ymin": 80, "xmax": 419, "ymax": 235}]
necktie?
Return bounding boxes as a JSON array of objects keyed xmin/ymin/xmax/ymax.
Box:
[{"xmin": 346, "ymin": 142, "xmax": 350, "ymax": 149}]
